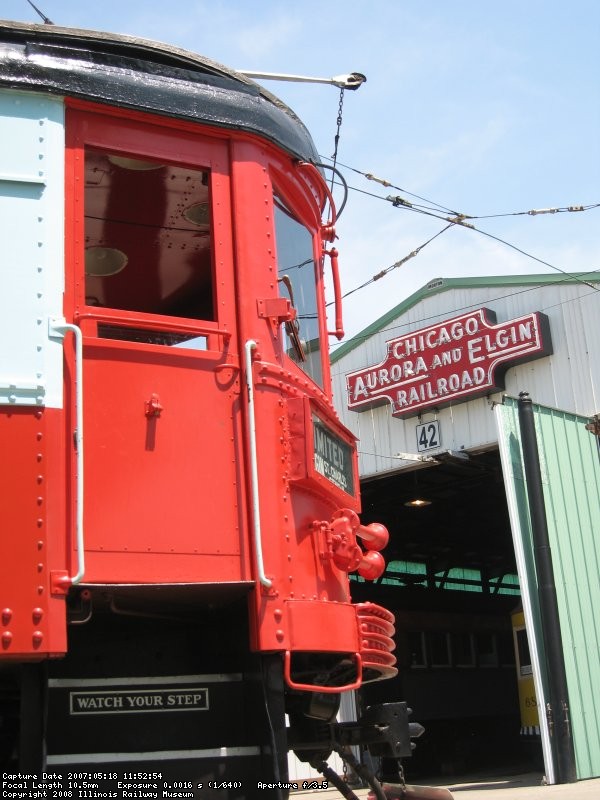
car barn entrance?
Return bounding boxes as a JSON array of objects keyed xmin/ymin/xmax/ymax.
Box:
[{"xmin": 350, "ymin": 447, "xmax": 541, "ymax": 781}]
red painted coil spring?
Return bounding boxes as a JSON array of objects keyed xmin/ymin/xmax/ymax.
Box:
[{"xmin": 355, "ymin": 602, "xmax": 398, "ymax": 679}]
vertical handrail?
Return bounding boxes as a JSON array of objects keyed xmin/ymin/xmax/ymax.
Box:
[
  {"xmin": 244, "ymin": 340, "xmax": 272, "ymax": 588},
  {"xmin": 49, "ymin": 318, "xmax": 85, "ymax": 585},
  {"xmin": 324, "ymin": 247, "xmax": 344, "ymax": 340}
]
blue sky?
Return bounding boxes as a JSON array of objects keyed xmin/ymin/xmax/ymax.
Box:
[{"xmin": 4, "ymin": 0, "xmax": 599, "ymax": 341}]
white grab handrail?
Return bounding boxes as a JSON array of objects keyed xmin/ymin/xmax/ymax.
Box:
[
  {"xmin": 49, "ymin": 318, "xmax": 85, "ymax": 585},
  {"xmin": 244, "ymin": 340, "xmax": 272, "ymax": 588}
]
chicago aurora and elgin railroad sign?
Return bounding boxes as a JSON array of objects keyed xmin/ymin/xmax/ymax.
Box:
[{"xmin": 346, "ymin": 308, "xmax": 552, "ymax": 418}]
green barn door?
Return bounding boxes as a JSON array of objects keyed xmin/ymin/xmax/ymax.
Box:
[{"xmin": 496, "ymin": 398, "xmax": 600, "ymax": 781}]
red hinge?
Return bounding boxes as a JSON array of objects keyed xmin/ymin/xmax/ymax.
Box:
[
  {"xmin": 145, "ymin": 393, "xmax": 163, "ymax": 418},
  {"xmin": 50, "ymin": 570, "xmax": 71, "ymax": 596},
  {"xmin": 257, "ymin": 297, "xmax": 296, "ymax": 324}
]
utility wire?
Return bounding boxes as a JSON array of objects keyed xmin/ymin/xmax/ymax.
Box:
[
  {"xmin": 399, "ymin": 203, "xmax": 600, "ymax": 292},
  {"xmin": 329, "ymin": 174, "xmax": 600, "ymax": 224},
  {"xmin": 323, "ymin": 157, "xmax": 600, "ymax": 289},
  {"xmin": 320, "ymin": 155, "xmax": 461, "ymax": 215},
  {"xmin": 322, "ymin": 155, "xmax": 600, "ymax": 221},
  {"xmin": 332, "ymin": 197, "xmax": 599, "ymax": 306},
  {"xmin": 455, "ymin": 221, "xmax": 600, "ymax": 291},
  {"xmin": 469, "ymin": 203, "xmax": 600, "ymax": 220},
  {"xmin": 328, "ymin": 175, "xmax": 600, "ymax": 294},
  {"xmin": 337, "ymin": 223, "xmax": 455, "ymax": 301}
]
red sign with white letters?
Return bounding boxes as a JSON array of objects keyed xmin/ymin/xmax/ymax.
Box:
[{"xmin": 346, "ymin": 308, "xmax": 552, "ymax": 418}]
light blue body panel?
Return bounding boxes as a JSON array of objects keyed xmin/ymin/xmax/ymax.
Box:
[{"xmin": 0, "ymin": 89, "xmax": 65, "ymax": 408}]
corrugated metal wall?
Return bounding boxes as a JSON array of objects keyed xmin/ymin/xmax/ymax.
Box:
[
  {"xmin": 497, "ymin": 398, "xmax": 600, "ymax": 780},
  {"xmin": 287, "ymin": 692, "xmax": 356, "ymax": 784},
  {"xmin": 331, "ymin": 276, "xmax": 600, "ymax": 480}
]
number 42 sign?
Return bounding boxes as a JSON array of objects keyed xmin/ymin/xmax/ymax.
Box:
[{"xmin": 416, "ymin": 420, "xmax": 441, "ymax": 452}]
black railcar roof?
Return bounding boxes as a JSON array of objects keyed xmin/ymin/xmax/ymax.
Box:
[{"xmin": 0, "ymin": 20, "xmax": 319, "ymax": 162}]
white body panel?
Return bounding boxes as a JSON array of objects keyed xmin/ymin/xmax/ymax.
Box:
[{"xmin": 0, "ymin": 90, "xmax": 64, "ymax": 408}]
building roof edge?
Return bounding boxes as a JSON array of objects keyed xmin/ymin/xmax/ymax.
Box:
[{"xmin": 330, "ymin": 271, "xmax": 600, "ymax": 363}]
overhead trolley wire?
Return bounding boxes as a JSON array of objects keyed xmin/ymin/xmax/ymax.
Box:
[
  {"xmin": 322, "ymin": 155, "xmax": 600, "ymax": 221},
  {"xmin": 397, "ymin": 203, "xmax": 600, "ymax": 292},
  {"xmin": 469, "ymin": 203, "xmax": 600, "ymax": 220},
  {"xmin": 320, "ymin": 155, "xmax": 462, "ymax": 216},
  {"xmin": 320, "ymin": 157, "xmax": 600, "ymax": 296},
  {"xmin": 339, "ymin": 223, "xmax": 455, "ymax": 301},
  {"xmin": 318, "ymin": 158, "xmax": 599, "ymax": 365},
  {"xmin": 331, "ymin": 201, "xmax": 599, "ymax": 308}
]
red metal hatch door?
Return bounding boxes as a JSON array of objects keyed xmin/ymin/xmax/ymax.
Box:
[{"xmin": 64, "ymin": 109, "xmax": 246, "ymax": 586}]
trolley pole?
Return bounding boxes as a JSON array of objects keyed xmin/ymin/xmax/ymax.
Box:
[
  {"xmin": 237, "ymin": 71, "xmax": 366, "ymax": 90},
  {"xmin": 517, "ymin": 392, "xmax": 577, "ymax": 783}
]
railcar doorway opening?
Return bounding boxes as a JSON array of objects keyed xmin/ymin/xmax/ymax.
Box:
[{"xmin": 350, "ymin": 447, "xmax": 542, "ymax": 782}]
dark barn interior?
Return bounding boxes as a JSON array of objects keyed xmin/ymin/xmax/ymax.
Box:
[
  {"xmin": 359, "ymin": 448, "xmax": 514, "ymax": 582},
  {"xmin": 350, "ymin": 448, "xmax": 541, "ymax": 779}
]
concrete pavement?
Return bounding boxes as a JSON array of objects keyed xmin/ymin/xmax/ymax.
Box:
[
  {"xmin": 294, "ymin": 771, "xmax": 600, "ymax": 799},
  {"xmin": 445, "ymin": 772, "xmax": 600, "ymax": 799}
]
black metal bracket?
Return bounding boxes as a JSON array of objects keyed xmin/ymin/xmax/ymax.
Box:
[{"xmin": 289, "ymin": 701, "xmax": 424, "ymax": 761}]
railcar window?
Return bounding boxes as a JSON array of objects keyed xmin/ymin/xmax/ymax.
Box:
[
  {"xmin": 475, "ymin": 632, "xmax": 498, "ymax": 667},
  {"xmin": 452, "ymin": 632, "xmax": 475, "ymax": 667},
  {"xmin": 498, "ymin": 631, "xmax": 516, "ymax": 667},
  {"xmin": 429, "ymin": 632, "xmax": 451, "ymax": 667},
  {"xmin": 273, "ymin": 192, "xmax": 323, "ymax": 387},
  {"xmin": 515, "ymin": 628, "xmax": 533, "ymax": 676},
  {"xmin": 408, "ymin": 632, "xmax": 427, "ymax": 668},
  {"xmin": 84, "ymin": 148, "xmax": 214, "ymax": 343}
]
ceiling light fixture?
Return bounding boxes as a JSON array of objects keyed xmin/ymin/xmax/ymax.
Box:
[
  {"xmin": 404, "ymin": 498, "xmax": 432, "ymax": 508},
  {"xmin": 85, "ymin": 246, "xmax": 128, "ymax": 277},
  {"xmin": 108, "ymin": 155, "xmax": 164, "ymax": 171},
  {"xmin": 404, "ymin": 468, "xmax": 432, "ymax": 508},
  {"xmin": 183, "ymin": 202, "xmax": 210, "ymax": 226}
]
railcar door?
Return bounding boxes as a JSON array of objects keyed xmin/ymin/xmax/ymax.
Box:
[{"xmin": 63, "ymin": 106, "xmax": 246, "ymax": 585}]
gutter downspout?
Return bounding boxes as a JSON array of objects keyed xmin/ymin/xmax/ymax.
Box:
[
  {"xmin": 518, "ymin": 392, "xmax": 577, "ymax": 783},
  {"xmin": 495, "ymin": 403, "xmax": 554, "ymax": 783}
]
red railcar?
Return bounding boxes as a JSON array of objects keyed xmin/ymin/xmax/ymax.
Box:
[{"xmin": 0, "ymin": 20, "xmax": 431, "ymax": 799}]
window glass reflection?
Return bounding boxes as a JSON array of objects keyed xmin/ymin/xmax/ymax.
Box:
[
  {"xmin": 84, "ymin": 148, "xmax": 214, "ymax": 332},
  {"xmin": 274, "ymin": 193, "xmax": 322, "ymax": 387}
]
